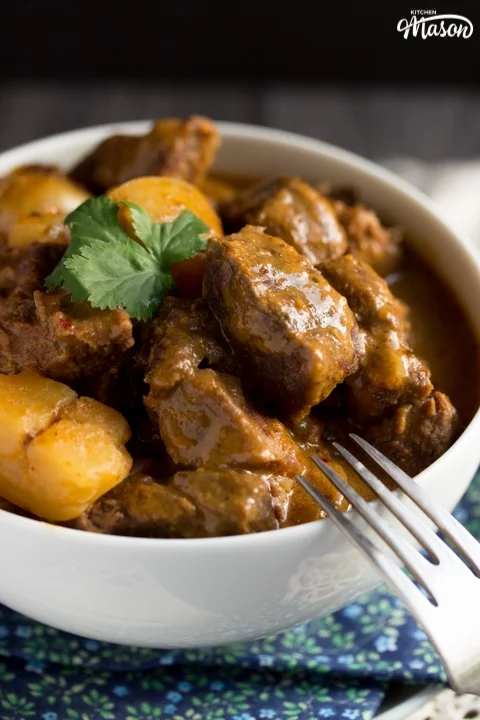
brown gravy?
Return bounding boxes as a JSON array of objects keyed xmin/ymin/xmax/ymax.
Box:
[{"xmin": 390, "ymin": 249, "xmax": 480, "ymax": 428}]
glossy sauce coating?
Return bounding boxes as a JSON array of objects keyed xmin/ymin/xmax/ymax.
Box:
[
  {"xmin": 204, "ymin": 227, "xmax": 359, "ymax": 421},
  {"xmin": 220, "ymin": 176, "xmax": 348, "ymax": 265}
]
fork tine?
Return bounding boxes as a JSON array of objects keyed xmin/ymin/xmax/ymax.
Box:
[
  {"xmin": 309, "ymin": 457, "xmax": 436, "ymax": 599},
  {"xmin": 296, "ymin": 474, "xmax": 434, "ymax": 615},
  {"xmin": 350, "ymin": 434, "xmax": 480, "ymax": 575},
  {"xmin": 333, "ymin": 441, "xmax": 449, "ymax": 564}
]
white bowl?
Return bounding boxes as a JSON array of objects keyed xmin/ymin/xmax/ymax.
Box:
[{"xmin": 0, "ymin": 122, "xmax": 479, "ymax": 648}]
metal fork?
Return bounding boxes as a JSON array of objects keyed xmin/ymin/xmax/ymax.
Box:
[{"xmin": 296, "ymin": 434, "xmax": 480, "ymax": 695}]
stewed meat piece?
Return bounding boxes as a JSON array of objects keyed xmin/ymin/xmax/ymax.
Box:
[
  {"xmin": 333, "ymin": 200, "xmax": 403, "ymax": 276},
  {"xmin": 74, "ymin": 470, "xmax": 279, "ymax": 537},
  {"xmin": 143, "ymin": 297, "xmax": 303, "ymax": 482},
  {"xmin": 0, "ymin": 242, "xmax": 63, "ymax": 302},
  {"xmin": 74, "ymin": 474, "xmax": 197, "ymax": 537},
  {"xmin": 142, "ymin": 295, "xmax": 228, "ymax": 388},
  {"xmin": 366, "ymin": 391, "xmax": 459, "ymax": 476},
  {"xmin": 148, "ymin": 367, "xmax": 304, "ymax": 474},
  {"xmin": 32, "ymin": 290, "xmax": 134, "ymax": 382},
  {"xmin": 220, "ymin": 176, "xmax": 348, "ymax": 265},
  {"xmin": 323, "ymin": 254, "xmax": 433, "ymax": 420},
  {"xmin": 0, "ymin": 268, "xmax": 134, "ymax": 391},
  {"xmin": 203, "ymin": 227, "xmax": 359, "ymax": 421},
  {"xmin": 173, "ymin": 468, "xmax": 280, "ymax": 535},
  {"xmin": 0, "ymin": 243, "xmax": 65, "ymax": 374},
  {"xmin": 70, "ymin": 116, "xmax": 220, "ymax": 194}
]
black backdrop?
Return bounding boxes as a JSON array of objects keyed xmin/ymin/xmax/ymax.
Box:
[{"xmin": 1, "ymin": 0, "xmax": 479, "ymax": 85}]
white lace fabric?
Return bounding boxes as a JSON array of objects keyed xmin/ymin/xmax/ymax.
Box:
[{"xmin": 407, "ymin": 689, "xmax": 480, "ymax": 719}]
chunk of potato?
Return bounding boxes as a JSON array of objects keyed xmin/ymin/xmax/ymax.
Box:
[
  {"xmin": 0, "ymin": 372, "xmax": 76, "ymax": 456},
  {"xmin": 0, "ymin": 372, "xmax": 132, "ymax": 522},
  {"xmin": 8, "ymin": 211, "xmax": 70, "ymax": 248},
  {"xmin": 108, "ymin": 176, "xmax": 223, "ymax": 238},
  {"xmin": 0, "ymin": 170, "xmax": 90, "ymax": 235},
  {"xmin": 59, "ymin": 397, "xmax": 131, "ymax": 445},
  {"xmin": 27, "ymin": 420, "xmax": 132, "ymax": 521}
]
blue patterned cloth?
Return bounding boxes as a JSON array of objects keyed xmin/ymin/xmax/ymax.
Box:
[{"xmin": 1, "ymin": 472, "xmax": 479, "ymax": 720}]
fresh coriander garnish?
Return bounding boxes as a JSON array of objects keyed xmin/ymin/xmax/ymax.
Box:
[{"xmin": 45, "ymin": 196, "xmax": 208, "ymax": 321}]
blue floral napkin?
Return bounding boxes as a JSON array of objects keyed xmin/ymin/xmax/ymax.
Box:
[{"xmin": 0, "ymin": 472, "xmax": 479, "ymax": 720}]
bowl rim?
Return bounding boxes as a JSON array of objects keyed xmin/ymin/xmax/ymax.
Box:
[{"xmin": 0, "ymin": 118, "xmax": 479, "ymax": 548}]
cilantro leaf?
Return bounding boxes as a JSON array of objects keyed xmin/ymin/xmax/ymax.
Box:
[
  {"xmin": 124, "ymin": 202, "xmax": 157, "ymax": 247},
  {"xmin": 45, "ymin": 197, "xmax": 209, "ymax": 321},
  {"xmin": 63, "ymin": 239, "xmax": 171, "ymax": 319},
  {"xmin": 144, "ymin": 210, "xmax": 209, "ymax": 267},
  {"xmin": 46, "ymin": 263, "xmax": 88, "ymax": 301},
  {"xmin": 125, "ymin": 204, "xmax": 208, "ymax": 266},
  {"xmin": 45, "ymin": 196, "xmax": 134, "ymax": 293}
]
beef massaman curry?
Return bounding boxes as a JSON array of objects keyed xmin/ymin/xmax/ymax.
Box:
[{"xmin": 0, "ymin": 116, "xmax": 478, "ymax": 537}]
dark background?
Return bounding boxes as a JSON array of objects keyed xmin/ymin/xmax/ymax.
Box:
[{"xmin": 0, "ymin": 1, "xmax": 479, "ymax": 160}]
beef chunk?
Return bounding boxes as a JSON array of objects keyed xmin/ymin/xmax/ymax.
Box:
[
  {"xmin": 0, "ymin": 242, "xmax": 63, "ymax": 302},
  {"xmin": 74, "ymin": 470, "xmax": 278, "ymax": 537},
  {"xmin": 33, "ymin": 290, "xmax": 134, "ymax": 382},
  {"xmin": 74, "ymin": 474, "xmax": 197, "ymax": 537},
  {"xmin": 70, "ymin": 116, "xmax": 220, "ymax": 194},
  {"xmin": 174, "ymin": 469, "xmax": 280, "ymax": 535},
  {"xmin": 203, "ymin": 227, "xmax": 359, "ymax": 421},
  {"xmin": 142, "ymin": 296, "xmax": 227, "ymax": 387},
  {"xmin": 148, "ymin": 368, "xmax": 302, "ymax": 476},
  {"xmin": 334, "ymin": 200, "xmax": 402, "ymax": 276},
  {"xmin": 0, "ymin": 243, "xmax": 66, "ymax": 373},
  {"xmin": 366, "ymin": 391, "xmax": 459, "ymax": 476},
  {"xmin": 323, "ymin": 254, "xmax": 433, "ymax": 419},
  {"xmin": 0, "ymin": 270, "xmax": 134, "ymax": 391},
  {"xmin": 143, "ymin": 297, "xmax": 302, "ymax": 482},
  {"xmin": 220, "ymin": 176, "xmax": 348, "ymax": 265}
]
